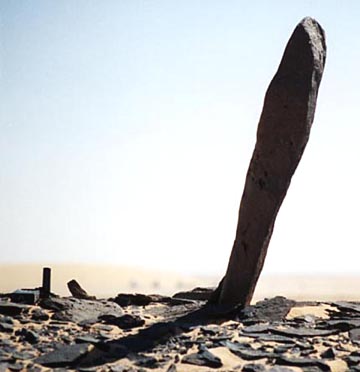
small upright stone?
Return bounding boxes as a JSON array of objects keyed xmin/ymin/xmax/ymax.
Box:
[
  {"xmin": 67, "ymin": 280, "xmax": 96, "ymax": 300},
  {"xmin": 40, "ymin": 267, "xmax": 51, "ymax": 299}
]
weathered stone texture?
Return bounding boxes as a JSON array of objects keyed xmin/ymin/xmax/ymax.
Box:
[{"xmin": 216, "ymin": 17, "xmax": 326, "ymax": 306}]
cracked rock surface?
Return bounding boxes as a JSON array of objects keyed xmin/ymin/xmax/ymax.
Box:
[{"xmin": 0, "ymin": 294, "xmax": 359, "ymax": 371}]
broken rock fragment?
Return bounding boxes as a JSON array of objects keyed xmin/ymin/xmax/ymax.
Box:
[
  {"xmin": 35, "ymin": 343, "xmax": 91, "ymax": 368},
  {"xmin": 181, "ymin": 346, "xmax": 222, "ymax": 368},
  {"xmin": 67, "ymin": 279, "xmax": 96, "ymax": 300}
]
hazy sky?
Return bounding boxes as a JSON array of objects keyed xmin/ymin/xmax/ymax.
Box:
[{"xmin": 1, "ymin": 1, "xmax": 359, "ymax": 276}]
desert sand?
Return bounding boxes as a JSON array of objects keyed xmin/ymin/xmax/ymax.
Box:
[
  {"xmin": 1, "ymin": 291, "xmax": 359, "ymax": 371},
  {"xmin": 1, "ymin": 264, "xmax": 360, "ymax": 371},
  {"xmin": 1, "ymin": 264, "xmax": 360, "ymax": 302}
]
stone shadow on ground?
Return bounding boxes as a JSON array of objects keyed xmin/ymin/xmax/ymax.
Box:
[
  {"xmin": 77, "ymin": 302, "xmax": 241, "ymax": 367},
  {"xmin": 77, "ymin": 296, "xmax": 295, "ymax": 368}
]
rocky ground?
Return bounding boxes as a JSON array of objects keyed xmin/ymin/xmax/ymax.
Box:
[{"xmin": 1, "ymin": 289, "xmax": 360, "ymax": 371}]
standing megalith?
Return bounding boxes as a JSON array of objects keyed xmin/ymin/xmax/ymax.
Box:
[{"xmin": 211, "ymin": 17, "xmax": 326, "ymax": 306}]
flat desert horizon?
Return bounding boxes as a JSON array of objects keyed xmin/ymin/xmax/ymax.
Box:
[{"xmin": 1, "ymin": 263, "xmax": 360, "ymax": 303}]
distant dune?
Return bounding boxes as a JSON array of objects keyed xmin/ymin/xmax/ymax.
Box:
[{"xmin": 1, "ymin": 263, "xmax": 360, "ymax": 302}]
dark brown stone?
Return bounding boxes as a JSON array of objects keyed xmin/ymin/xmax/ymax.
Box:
[
  {"xmin": 181, "ymin": 347, "xmax": 222, "ymax": 368},
  {"xmin": 100, "ymin": 314, "xmax": 145, "ymax": 330},
  {"xmin": 332, "ymin": 301, "xmax": 360, "ymax": 314},
  {"xmin": 325, "ymin": 319, "xmax": 360, "ymax": 331},
  {"xmin": 231, "ymin": 347, "xmax": 275, "ymax": 361},
  {"xmin": 173, "ymin": 287, "xmax": 214, "ymax": 301},
  {"xmin": 0, "ymin": 302, "xmax": 29, "ymax": 316},
  {"xmin": 320, "ymin": 347, "xmax": 336, "ymax": 359},
  {"xmin": 213, "ymin": 17, "xmax": 326, "ymax": 306},
  {"xmin": 276, "ymin": 356, "xmax": 330, "ymax": 371},
  {"xmin": 112, "ymin": 293, "xmax": 153, "ymax": 307},
  {"xmin": 0, "ymin": 322, "xmax": 13, "ymax": 333},
  {"xmin": 241, "ymin": 296, "xmax": 296, "ymax": 323},
  {"xmin": 166, "ymin": 364, "xmax": 177, "ymax": 372},
  {"xmin": 349, "ymin": 328, "xmax": 360, "ymax": 344},
  {"xmin": 40, "ymin": 267, "xmax": 51, "ymax": 299},
  {"xmin": 111, "ymin": 293, "xmax": 192, "ymax": 307},
  {"xmin": 35, "ymin": 343, "xmax": 91, "ymax": 367},
  {"xmin": 242, "ymin": 364, "xmax": 266, "ymax": 372},
  {"xmin": 67, "ymin": 280, "xmax": 96, "ymax": 300},
  {"xmin": 271, "ymin": 326, "xmax": 338, "ymax": 338}
]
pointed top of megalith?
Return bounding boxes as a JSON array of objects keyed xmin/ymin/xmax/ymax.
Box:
[
  {"xmin": 277, "ymin": 17, "xmax": 326, "ymax": 84},
  {"xmin": 299, "ymin": 17, "xmax": 326, "ymax": 63}
]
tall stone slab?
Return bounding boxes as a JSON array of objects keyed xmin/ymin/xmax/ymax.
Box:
[{"xmin": 213, "ymin": 18, "xmax": 326, "ymax": 306}]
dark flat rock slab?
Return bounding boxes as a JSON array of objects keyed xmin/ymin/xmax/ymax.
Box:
[
  {"xmin": 242, "ymin": 363, "xmax": 266, "ymax": 372},
  {"xmin": 242, "ymin": 324, "xmax": 274, "ymax": 333},
  {"xmin": 332, "ymin": 302, "xmax": 360, "ymax": 314},
  {"xmin": 219, "ymin": 340, "xmax": 249, "ymax": 352},
  {"xmin": 15, "ymin": 328, "xmax": 39, "ymax": 344},
  {"xmin": 276, "ymin": 355, "xmax": 331, "ymax": 371},
  {"xmin": 219, "ymin": 340, "xmax": 275, "ymax": 360},
  {"xmin": 0, "ymin": 316, "xmax": 14, "ymax": 325},
  {"xmin": 0, "ymin": 322, "xmax": 14, "ymax": 333},
  {"xmin": 111, "ymin": 293, "xmax": 154, "ymax": 307},
  {"xmin": 132, "ymin": 354, "xmax": 159, "ymax": 368},
  {"xmin": 6, "ymin": 362, "xmax": 24, "ymax": 371},
  {"xmin": 230, "ymin": 347, "xmax": 275, "ymax": 361},
  {"xmin": 39, "ymin": 297, "xmax": 70, "ymax": 311},
  {"xmin": 346, "ymin": 351, "xmax": 360, "ymax": 366},
  {"xmin": 41, "ymin": 297, "xmax": 123, "ymax": 324},
  {"xmin": 31, "ymin": 309, "xmax": 50, "ymax": 321},
  {"xmin": 0, "ymin": 351, "xmax": 12, "ymax": 363},
  {"xmin": 273, "ymin": 345, "xmax": 293, "ymax": 354},
  {"xmin": 349, "ymin": 328, "xmax": 360, "ymax": 344},
  {"xmin": 35, "ymin": 343, "xmax": 91, "ymax": 367},
  {"xmin": 241, "ymin": 332, "xmax": 296, "ymax": 344},
  {"xmin": 146, "ymin": 302, "xmax": 203, "ymax": 323},
  {"xmin": 200, "ymin": 325, "xmax": 222, "ymax": 335},
  {"xmin": 173, "ymin": 287, "xmax": 214, "ymax": 301},
  {"xmin": 77, "ymin": 343, "xmax": 128, "ymax": 367},
  {"xmin": 0, "ymin": 302, "xmax": 29, "ymax": 316},
  {"xmin": 241, "ymin": 297, "xmax": 296, "ymax": 323},
  {"xmin": 112, "ymin": 293, "xmax": 194, "ymax": 307},
  {"xmin": 182, "ymin": 347, "xmax": 222, "ymax": 368},
  {"xmin": 325, "ymin": 319, "xmax": 360, "ymax": 331},
  {"xmin": 101, "ymin": 314, "xmax": 145, "ymax": 330},
  {"xmin": 12, "ymin": 350, "xmax": 37, "ymax": 360},
  {"xmin": 270, "ymin": 326, "xmax": 338, "ymax": 338},
  {"xmin": 75, "ymin": 336, "xmax": 100, "ymax": 344}
]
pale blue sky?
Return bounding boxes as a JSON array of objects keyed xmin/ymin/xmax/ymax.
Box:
[{"xmin": 1, "ymin": 1, "xmax": 359, "ymax": 276}]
